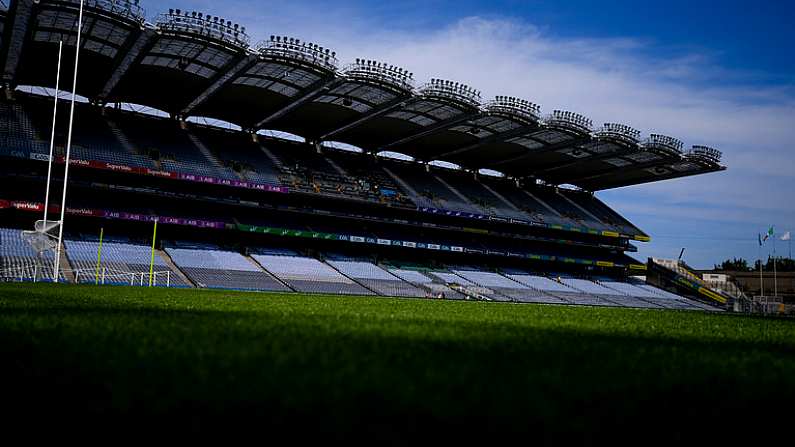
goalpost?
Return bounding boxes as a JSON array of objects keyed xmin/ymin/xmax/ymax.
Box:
[{"xmin": 51, "ymin": 0, "xmax": 85, "ymax": 282}]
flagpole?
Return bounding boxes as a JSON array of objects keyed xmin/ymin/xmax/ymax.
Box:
[
  {"xmin": 759, "ymin": 235, "xmax": 764, "ymax": 298},
  {"xmin": 774, "ymin": 236, "xmax": 778, "ymax": 298}
]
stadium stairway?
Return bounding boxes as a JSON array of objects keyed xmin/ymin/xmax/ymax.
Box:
[
  {"xmin": 381, "ymin": 167, "xmax": 423, "ymax": 201},
  {"xmin": 186, "ymin": 131, "xmax": 241, "ymax": 180},
  {"xmin": 433, "ymin": 175, "xmax": 481, "ymax": 212},
  {"xmin": 245, "ymin": 254, "xmax": 294, "ymax": 291},
  {"xmin": 323, "ymin": 260, "xmax": 380, "ymax": 295},
  {"xmin": 387, "ymin": 268, "xmax": 467, "ymax": 300},
  {"xmin": 57, "ymin": 242, "xmax": 76, "ymax": 283},
  {"xmin": 157, "ymin": 249, "xmax": 195, "ymax": 287}
]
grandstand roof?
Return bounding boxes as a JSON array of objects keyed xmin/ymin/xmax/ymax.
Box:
[{"xmin": 0, "ymin": 0, "xmax": 726, "ymax": 191}]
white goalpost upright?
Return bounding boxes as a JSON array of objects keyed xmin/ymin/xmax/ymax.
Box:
[
  {"xmin": 43, "ymin": 40, "xmax": 63, "ymax": 226},
  {"xmin": 53, "ymin": 0, "xmax": 85, "ymax": 282}
]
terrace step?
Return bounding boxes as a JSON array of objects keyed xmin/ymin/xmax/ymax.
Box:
[
  {"xmin": 185, "ymin": 130, "xmax": 241, "ymax": 179},
  {"xmin": 57, "ymin": 242, "xmax": 76, "ymax": 283},
  {"xmin": 382, "ymin": 167, "xmax": 422, "ymax": 200},
  {"xmin": 105, "ymin": 118, "xmax": 141, "ymax": 156},
  {"xmin": 157, "ymin": 249, "xmax": 194, "ymax": 287},
  {"xmin": 246, "ymin": 255, "xmax": 295, "ymax": 292}
]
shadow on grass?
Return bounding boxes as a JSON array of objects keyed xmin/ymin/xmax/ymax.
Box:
[{"xmin": 1, "ymin": 297, "xmax": 795, "ymax": 443}]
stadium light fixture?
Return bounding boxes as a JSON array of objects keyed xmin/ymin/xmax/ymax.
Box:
[
  {"xmin": 256, "ymin": 35, "xmax": 338, "ymax": 72},
  {"xmin": 156, "ymin": 9, "xmax": 250, "ymax": 49},
  {"xmin": 597, "ymin": 123, "xmax": 641, "ymax": 145},
  {"xmin": 548, "ymin": 110, "xmax": 593, "ymax": 133},
  {"xmin": 486, "ymin": 96, "xmax": 541, "ymax": 123},
  {"xmin": 343, "ymin": 58, "xmax": 414, "ymax": 93},
  {"xmin": 420, "ymin": 78, "xmax": 481, "ymax": 109},
  {"xmin": 686, "ymin": 145, "xmax": 722, "ymax": 163},
  {"xmin": 646, "ymin": 134, "xmax": 684, "ymax": 154}
]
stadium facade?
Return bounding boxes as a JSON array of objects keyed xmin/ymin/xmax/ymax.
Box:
[{"xmin": 0, "ymin": 0, "xmax": 727, "ymax": 309}]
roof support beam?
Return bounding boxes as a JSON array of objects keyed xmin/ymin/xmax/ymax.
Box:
[
  {"xmin": 2, "ymin": 0, "xmax": 37, "ymax": 86},
  {"xmin": 319, "ymin": 95, "xmax": 410, "ymax": 141},
  {"xmin": 255, "ymin": 77, "xmax": 342, "ymax": 128},
  {"xmin": 97, "ymin": 28, "xmax": 156, "ymax": 101},
  {"xmin": 561, "ymin": 153, "xmax": 684, "ymax": 185},
  {"xmin": 534, "ymin": 144, "xmax": 642, "ymax": 180},
  {"xmin": 489, "ymin": 135, "xmax": 592, "ymax": 170},
  {"xmin": 581, "ymin": 165, "xmax": 725, "ymax": 191},
  {"xmin": 434, "ymin": 123, "xmax": 540, "ymax": 159},
  {"xmin": 180, "ymin": 54, "xmax": 257, "ymax": 117},
  {"xmin": 380, "ymin": 111, "xmax": 482, "ymax": 154}
]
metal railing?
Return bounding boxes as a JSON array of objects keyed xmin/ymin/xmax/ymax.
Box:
[{"xmin": 0, "ymin": 263, "xmax": 172, "ymax": 287}]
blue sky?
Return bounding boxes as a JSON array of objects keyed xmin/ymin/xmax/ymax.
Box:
[{"xmin": 156, "ymin": 0, "xmax": 794, "ymax": 268}]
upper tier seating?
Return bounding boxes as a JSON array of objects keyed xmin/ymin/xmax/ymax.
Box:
[
  {"xmin": 563, "ymin": 191, "xmax": 640, "ymax": 235},
  {"xmin": 192, "ymin": 127, "xmax": 281, "ymax": 185},
  {"xmin": 166, "ymin": 247, "xmax": 288, "ymax": 291},
  {"xmin": 386, "ymin": 163, "xmax": 481, "ymax": 213},
  {"xmin": 114, "ymin": 114, "xmax": 235, "ymax": 179},
  {"xmin": 439, "ymin": 173, "xmax": 529, "ymax": 220},
  {"xmin": 325, "ymin": 150, "xmax": 414, "ymax": 207},
  {"xmin": 66, "ymin": 240, "xmax": 187, "ymax": 286},
  {"xmin": 0, "ymin": 102, "xmax": 50, "ymax": 159},
  {"xmin": 481, "ymin": 180, "xmax": 571, "ymax": 226},
  {"xmin": 529, "ymin": 187, "xmax": 609, "ymax": 230},
  {"xmin": 1, "ymin": 94, "xmax": 645, "ymax": 233},
  {"xmin": 252, "ymin": 253, "xmax": 372, "ymax": 295},
  {"xmin": 327, "ymin": 259, "xmax": 426, "ymax": 297}
]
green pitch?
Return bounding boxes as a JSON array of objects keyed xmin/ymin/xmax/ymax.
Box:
[{"xmin": 1, "ymin": 283, "xmax": 793, "ymax": 442}]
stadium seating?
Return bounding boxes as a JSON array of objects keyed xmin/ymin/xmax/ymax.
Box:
[
  {"xmin": 0, "ymin": 94, "xmax": 651, "ymax": 234},
  {"xmin": 165, "ymin": 247, "xmax": 288, "ymax": 291},
  {"xmin": 0, "ymin": 227, "xmax": 60, "ymax": 281},
  {"xmin": 481, "ymin": 180, "xmax": 572, "ymax": 225},
  {"xmin": 439, "ymin": 173, "xmax": 529, "ymax": 220},
  {"xmin": 529, "ymin": 188, "xmax": 609, "ymax": 230},
  {"xmin": 387, "ymin": 268, "xmax": 467, "ymax": 300},
  {"xmin": 191, "ymin": 127, "xmax": 281, "ymax": 185},
  {"xmin": 386, "ymin": 163, "xmax": 482, "ymax": 213},
  {"xmin": 562, "ymin": 191, "xmax": 640, "ymax": 235},
  {"xmin": 631, "ymin": 283, "xmax": 719, "ymax": 311},
  {"xmin": 504, "ymin": 273, "xmax": 581, "ymax": 304},
  {"xmin": 450, "ymin": 269, "xmax": 527, "ymax": 302},
  {"xmin": 251, "ymin": 253, "xmax": 373, "ymax": 295},
  {"xmin": 66, "ymin": 240, "xmax": 188, "ymax": 287},
  {"xmin": 326, "ymin": 259, "xmax": 427, "ymax": 297},
  {"xmin": 0, "ymin": 102, "xmax": 50, "ymax": 159}
]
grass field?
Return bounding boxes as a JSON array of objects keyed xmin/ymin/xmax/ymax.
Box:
[{"xmin": 2, "ymin": 283, "xmax": 794, "ymax": 442}]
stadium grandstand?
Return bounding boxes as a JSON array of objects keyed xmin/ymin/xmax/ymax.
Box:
[{"xmin": 0, "ymin": 0, "xmax": 728, "ymax": 310}]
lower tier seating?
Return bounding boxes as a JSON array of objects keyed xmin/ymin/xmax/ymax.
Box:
[
  {"xmin": 166, "ymin": 248, "xmax": 287, "ymax": 291},
  {"xmin": 252, "ymin": 253, "xmax": 373, "ymax": 295},
  {"xmin": 0, "ymin": 227, "xmax": 60, "ymax": 281},
  {"xmin": 326, "ymin": 260, "xmax": 426, "ymax": 297},
  {"xmin": 67, "ymin": 240, "xmax": 188, "ymax": 287}
]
